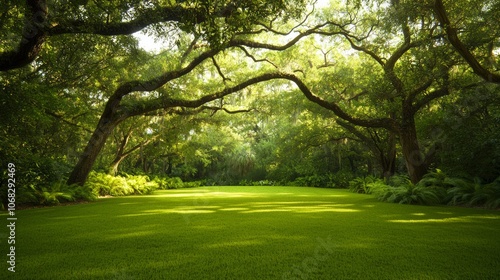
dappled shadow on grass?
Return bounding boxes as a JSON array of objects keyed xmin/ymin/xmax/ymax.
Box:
[{"xmin": 14, "ymin": 187, "xmax": 500, "ymax": 279}]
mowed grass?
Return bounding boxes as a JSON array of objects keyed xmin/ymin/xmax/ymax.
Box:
[{"xmin": 2, "ymin": 186, "xmax": 500, "ymax": 279}]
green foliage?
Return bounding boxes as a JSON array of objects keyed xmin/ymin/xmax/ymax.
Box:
[
  {"xmin": 291, "ymin": 171, "xmax": 354, "ymax": 188},
  {"xmin": 124, "ymin": 174, "xmax": 158, "ymax": 194},
  {"xmin": 85, "ymin": 172, "xmax": 159, "ymax": 196},
  {"xmin": 483, "ymin": 178, "xmax": 500, "ymax": 209},
  {"xmin": 418, "ymin": 169, "xmax": 470, "ymax": 189},
  {"xmin": 330, "ymin": 171, "xmax": 355, "ymax": 189},
  {"xmin": 17, "ymin": 182, "xmax": 96, "ymax": 206},
  {"xmin": 373, "ymin": 184, "xmax": 440, "ymax": 205},
  {"xmin": 448, "ymin": 176, "xmax": 500, "ymax": 209},
  {"xmin": 349, "ymin": 175, "xmax": 381, "ymax": 194},
  {"xmin": 356, "ymin": 173, "xmax": 500, "ymax": 209},
  {"xmin": 447, "ymin": 178, "xmax": 483, "ymax": 207},
  {"xmin": 369, "ymin": 176, "xmax": 440, "ymax": 205},
  {"xmin": 152, "ymin": 175, "xmax": 201, "ymax": 189},
  {"xmin": 292, "ymin": 174, "xmax": 334, "ymax": 188},
  {"xmin": 238, "ymin": 179, "xmax": 275, "ymax": 186}
]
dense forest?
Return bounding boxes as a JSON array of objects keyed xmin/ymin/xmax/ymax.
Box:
[{"xmin": 1, "ymin": 0, "xmax": 499, "ymax": 207}]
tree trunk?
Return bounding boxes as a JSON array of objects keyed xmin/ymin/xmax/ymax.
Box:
[
  {"xmin": 399, "ymin": 118, "xmax": 427, "ymax": 184},
  {"xmin": 108, "ymin": 157, "xmax": 126, "ymax": 176},
  {"xmin": 381, "ymin": 131, "xmax": 397, "ymax": 180},
  {"xmin": 108, "ymin": 132, "xmax": 152, "ymax": 176},
  {"xmin": 67, "ymin": 118, "xmax": 120, "ymax": 186}
]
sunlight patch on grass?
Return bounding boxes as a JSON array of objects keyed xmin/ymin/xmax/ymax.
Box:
[
  {"xmin": 219, "ymin": 207, "xmax": 250, "ymax": 211},
  {"xmin": 388, "ymin": 215, "xmax": 500, "ymax": 223},
  {"xmin": 411, "ymin": 213, "xmax": 426, "ymax": 216},
  {"xmin": 205, "ymin": 191, "xmax": 267, "ymax": 198},
  {"xmin": 206, "ymin": 240, "xmax": 264, "ymax": 248},
  {"xmin": 241, "ymin": 208, "xmax": 292, "ymax": 213},
  {"xmin": 50, "ymin": 215, "xmax": 99, "ymax": 220},
  {"xmin": 145, "ymin": 208, "xmax": 217, "ymax": 214},
  {"xmin": 12, "ymin": 186, "xmax": 500, "ymax": 280},
  {"xmin": 105, "ymin": 230, "xmax": 155, "ymax": 240},
  {"xmin": 241, "ymin": 206, "xmax": 360, "ymax": 213}
]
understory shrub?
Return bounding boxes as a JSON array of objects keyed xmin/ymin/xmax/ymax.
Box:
[
  {"xmin": 291, "ymin": 172, "xmax": 351, "ymax": 188},
  {"xmin": 238, "ymin": 179, "xmax": 275, "ymax": 186},
  {"xmin": 17, "ymin": 182, "xmax": 96, "ymax": 206},
  {"xmin": 373, "ymin": 183, "xmax": 441, "ymax": 205},
  {"xmin": 483, "ymin": 178, "xmax": 500, "ymax": 208},
  {"xmin": 447, "ymin": 178, "xmax": 483, "ymax": 206},
  {"xmin": 448, "ymin": 177, "xmax": 500, "ymax": 208},
  {"xmin": 292, "ymin": 175, "xmax": 334, "ymax": 188},
  {"xmin": 124, "ymin": 174, "xmax": 158, "ymax": 194},
  {"xmin": 352, "ymin": 174, "xmax": 441, "ymax": 205},
  {"xmin": 350, "ymin": 171, "xmax": 500, "ymax": 208},
  {"xmin": 85, "ymin": 172, "xmax": 159, "ymax": 196},
  {"xmin": 152, "ymin": 176, "xmax": 201, "ymax": 189},
  {"xmin": 348, "ymin": 175, "xmax": 380, "ymax": 194}
]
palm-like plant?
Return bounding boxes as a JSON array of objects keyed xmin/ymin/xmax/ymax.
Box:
[
  {"xmin": 373, "ymin": 176, "xmax": 440, "ymax": 205},
  {"xmin": 418, "ymin": 169, "xmax": 470, "ymax": 204},
  {"xmin": 448, "ymin": 177, "xmax": 481, "ymax": 206},
  {"xmin": 349, "ymin": 175, "xmax": 378, "ymax": 194},
  {"xmin": 475, "ymin": 177, "xmax": 500, "ymax": 209}
]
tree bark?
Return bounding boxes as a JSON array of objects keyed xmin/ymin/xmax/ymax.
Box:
[
  {"xmin": 108, "ymin": 128, "xmax": 153, "ymax": 176},
  {"xmin": 433, "ymin": 0, "xmax": 500, "ymax": 83},
  {"xmin": 0, "ymin": 0, "xmax": 47, "ymax": 71},
  {"xmin": 382, "ymin": 131, "xmax": 397, "ymax": 180},
  {"xmin": 67, "ymin": 116, "xmax": 122, "ymax": 185},
  {"xmin": 337, "ymin": 120, "xmax": 397, "ymax": 178},
  {"xmin": 67, "ymin": 72, "xmax": 292, "ymax": 186},
  {"xmin": 399, "ymin": 116, "xmax": 427, "ymax": 184}
]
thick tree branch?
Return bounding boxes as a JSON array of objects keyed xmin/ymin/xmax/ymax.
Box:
[
  {"xmin": 337, "ymin": 120, "xmax": 379, "ymax": 153},
  {"xmin": 236, "ymin": 46, "xmax": 278, "ymax": 68},
  {"xmin": 211, "ymin": 56, "xmax": 231, "ymax": 83},
  {"xmin": 433, "ymin": 0, "xmax": 500, "ymax": 83},
  {"xmin": 48, "ymin": 6, "xmax": 224, "ymax": 36},
  {"xmin": 278, "ymin": 73, "xmax": 401, "ymax": 132},
  {"xmin": 407, "ymin": 78, "xmax": 434, "ymax": 105},
  {"xmin": 121, "ymin": 71, "xmax": 397, "ymax": 132},
  {"xmin": 0, "ymin": 3, "xmax": 232, "ymax": 71},
  {"xmin": 230, "ymin": 22, "xmax": 339, "ymax": 51},
  {"xmin": 167, "ymin": 106, "xmax": 254, "ymax": 116},
  {"xmin": 413, "ymin": 87, "xmax": 449, "ymax": 113},
  {"xmin": 125, "ymin": 73, "xmax": 282, "ymax": 117},
  {"xmin": 0, "ymin": 0, "xmax": 48, "ymax": 71},
  {"xmin": 106, "ymin": 48, "xmax": 221, "ymax": 120}
]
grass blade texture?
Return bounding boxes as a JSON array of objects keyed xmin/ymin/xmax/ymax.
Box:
[{"xmin": 3, "ymin": 186, "xmax": 500, "ymax": 279}]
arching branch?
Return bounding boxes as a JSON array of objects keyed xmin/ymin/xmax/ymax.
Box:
[
  {"xmin": 433, "ymin": 0, "xmax": 500, "ymax": 83},
  {"xmin": 0, "ymin": 0, "xmax": 48, "ymax": 71}
]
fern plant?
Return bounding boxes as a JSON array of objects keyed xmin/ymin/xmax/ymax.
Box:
[
  {"xmin": 470, "ymin": 177, "xmax": 500, "ymax": 209},
  {"xmin": 447, "ymin": 178, "xmax": 480, "ymax": 206},
  {"xmin": 30, "ymin": 182, "xmax": 75, "ymax": 205},
  {"xmin": 483, "ymin": 178, "xmax": 500, "ymax": 209},
  {"xmin": 417, "ymin": 169, "xmax": 470, "ymax": 204},
  {"xmin": 125, "ymin": 174, "xmax": 158, "ymax": 194},
  {"xmin": 349, "ymin": 176, "xmax": 379, "ymax": 194},
  {"xmin": 373, "ymin": 176, "xmax": 440, "ymax": 205}
]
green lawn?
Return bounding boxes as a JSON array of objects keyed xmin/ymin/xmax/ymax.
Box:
[{"xmin": 2, "ymin": 186, "xmax": 500, "ymax": 279}]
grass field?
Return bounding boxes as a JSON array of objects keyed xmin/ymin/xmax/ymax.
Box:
[{"xmin": 2, "ymin": 186, "xmax": 500, "ymax": 279}]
